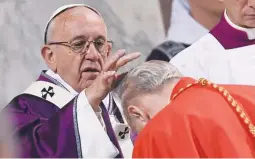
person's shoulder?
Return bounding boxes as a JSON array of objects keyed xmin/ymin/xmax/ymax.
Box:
[
  {"xmin": 169, "ymin": 84, "xmax": 233, "ymax": 117},
  {"xmin": 4, "ymin": 94, "xmax": 33, "ymax": 108},
  {"xmin": 171, "ymin": 82, "xmax": 255, "ymax": 123},
  {"xmin": 224, "ymin": 84, "xmax": 255, "ymax": 95},
  {"xmin": 223, "ymin": 84, "xmax": 255, "ymax": 106},
  {"xmin": 170, "ymin": 33, "xmax": 220, "ymax": 65},
  {"xmin": 146, "ymin": 40, "xmax": 189, "ymax": 62},
  {"xmin": 4, "ymin": 92, "xmax": 55, "ymax": 111}
]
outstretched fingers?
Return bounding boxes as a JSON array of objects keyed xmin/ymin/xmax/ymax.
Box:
[
  {"xmin": 116, "ymin": 52, "xmax": 141, "ymax": 69},
  {"xmin": 103, "ymin": 50, "xmax": 126, "ymax": 71}
]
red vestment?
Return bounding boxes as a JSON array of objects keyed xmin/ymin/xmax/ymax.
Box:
[{"xmin": 133, "ymin": 77, "xmax": 255, "ymax": 158}]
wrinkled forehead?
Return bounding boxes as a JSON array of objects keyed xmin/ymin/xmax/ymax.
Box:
[{"xmin": 45, "ymin": 5, "xmax": 107, "ymax": 43}]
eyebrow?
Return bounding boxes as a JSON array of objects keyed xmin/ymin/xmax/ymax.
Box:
[
  {"xmin": 95, "ymin": 35, "xmax": 107, "ymax": 41},
  {"xmin": 70, "ymin": 35, "xmax": 88, "ymax": 41},
  {"xmin": 70, "ymin": 35, "xmax": 107, "ymax": 42}
]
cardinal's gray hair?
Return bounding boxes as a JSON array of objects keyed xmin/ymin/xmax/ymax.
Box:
[{"xmin": 118, "ymin": 60, "xmax": 182, "ymax": 120}]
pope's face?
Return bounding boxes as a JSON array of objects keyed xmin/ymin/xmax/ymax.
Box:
[
  {"xmin": 223, "ymin": 0, "xmax": 255, "ymax": 28},
  {"xmin": 47, "ymin": 7, "xmax": 111, "ymax": 93}
]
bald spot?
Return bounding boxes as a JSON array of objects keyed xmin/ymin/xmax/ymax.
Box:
[{"xmin": 47, "ymin": 7, "xmax": 107, "ymax": 43}]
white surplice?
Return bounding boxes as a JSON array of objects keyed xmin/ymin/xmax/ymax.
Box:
[{"xmin": 171, "ymin": 11, "xmax": 255, "ymax": 85}]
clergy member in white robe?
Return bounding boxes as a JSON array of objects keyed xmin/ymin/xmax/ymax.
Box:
[
  {"xmin": 2, "ymin": 4, "xmax": 141, "ymax": 158},
  {"xmin": 167, "ymin": 0, "xmax": 209, "ymax": 44},
  {"xmin": 147, "ymin": 0, "xmax": 224, "ymax": 62},
  {"xmin": 171, "ymin": 0, "xmax": 255, "ymax": 85}
]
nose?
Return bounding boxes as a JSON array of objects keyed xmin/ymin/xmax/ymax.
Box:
[
  {"xmin": 85, "ymin": 42, "xmax": 100, "ymax": 61},
  {"xmin": 248, "ymin": 0, "xmax": 255, "ymax": 9}
]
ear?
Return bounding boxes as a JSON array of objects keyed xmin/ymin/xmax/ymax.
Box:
[
  {"xmin": 41, "ymin": 45, "xmax": 57, "ymax": 72},
  {"xmin": 128, "ymin": 105, "xmax": 150, "ymax": 122}
]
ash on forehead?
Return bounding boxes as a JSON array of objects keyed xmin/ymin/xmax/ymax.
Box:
[{"xmin": 44, "ymin": 4, "xmax": 102, "ymax": 44}]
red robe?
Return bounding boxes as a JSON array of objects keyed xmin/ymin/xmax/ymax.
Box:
[{"xmin": 133, "ymin": 77, "xmax": 255, "ymax": 158}]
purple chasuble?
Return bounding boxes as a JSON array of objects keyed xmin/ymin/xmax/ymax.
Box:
[
  {"xmin": 210, "ymin": 14, "xmax": 255, "ymax": 49},
  {"xmin": 100, "ymin": 103, "xmax": 123, "ymax": 158},
  {"xmin": 2, "ymin": 71, "xmax": 123, "ymax": 158}
]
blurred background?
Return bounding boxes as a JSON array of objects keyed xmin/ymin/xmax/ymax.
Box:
[
  {"xmin": 0, "ymin": 0, "xmax": 226, "ymax": 156},
  {"xmin": 0, "ymin": 0, "xmax": 168, "ymax": 107}
]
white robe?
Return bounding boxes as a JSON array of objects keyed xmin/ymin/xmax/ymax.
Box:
[
  {"xmin": 167, "ymin": 0, "xmax": 208, "ymax": 44},
  {"xmin": 170, "ymin": 11, "xmax": 255, "ymax": 85}
]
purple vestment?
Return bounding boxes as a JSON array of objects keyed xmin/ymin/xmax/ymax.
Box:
[
  {"xmin": 210, "ymin": 13, "xmax": 254, "ymax": 49},
  {"xmin": 2, "ymin": 71, "xmax": 123, "ymax": 158}
]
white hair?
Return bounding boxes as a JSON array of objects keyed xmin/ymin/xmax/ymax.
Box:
[{"xmin": 119, "ymin": 60, "xmax": 182, "ymax": 114}]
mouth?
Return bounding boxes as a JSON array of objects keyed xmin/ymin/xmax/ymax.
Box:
[
  {"xmin": 245, "ymin": 14, "xmax": 255, "ymax": 17},
  {"xmin": 83, "ymin": 67, "xmax": 100, "ymax": 73}
]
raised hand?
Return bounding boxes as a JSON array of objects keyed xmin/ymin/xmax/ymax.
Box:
[{"xmin": 85, "ymin": 50, "xmax": 141, "ymax": 111}]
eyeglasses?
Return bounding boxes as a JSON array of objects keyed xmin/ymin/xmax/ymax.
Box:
[{"xmin": 48, "ymin": 37, "xmax": 113, "ymax": 54}]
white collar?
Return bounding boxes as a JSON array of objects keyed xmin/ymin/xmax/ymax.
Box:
[
  {"xmin": 46, "ymin": 69, "xmax": 78, "ymax": 96},
  {"xmin": 224, "ymin": 10, "xmax": 255, "ymax": 40},
  {"xmin": 167, "ymin": 0, "xmax": 208, "ymax": 44},
  {"xmin": 46, "ymin": 69, "xmax": 110, "ymax": 105}
]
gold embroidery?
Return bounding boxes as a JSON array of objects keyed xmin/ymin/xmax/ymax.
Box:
[
  {"xmin": 223, "ymin": 90, "xmax": 228, "ymax": 96},
  {"xmin": 179, "ymin": 88, "xmax": 184, "ymax": 93},
  {"xmin": 213, "ymin": 84, "xmax": 218, "ymax": 88},
  {"xmin": 240, "ymin": 112, "xmax": 245, "ymax": 118},
  {"xmin": 236, "ymin": 106, "xmax": 241, "ymax": 112},
  {"xmin": 186, "ymin": 84, "xmax": 192, "ymax": 88},
  {"xmin": 250, "ymin": 127, "xmax": 255, "ymax": 135},
  {"xmin": 245, "ymin": 118, "xmax": 249, "ymax": 124},
  {"xmin": 171, "ymin": 78, "xmax": 255, "ymax": 138},
  {"xmin": 227, "ymin": 96, "xmax": 232, "ymax": 102},
  {"xmin": 232, "ymin": 101, "xmax": 237, "ymax": 107}
]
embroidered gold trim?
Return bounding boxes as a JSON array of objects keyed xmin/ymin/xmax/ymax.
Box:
[{"xmin": 171, "ymin": 78, "xmax": 255, "ymax": 138}]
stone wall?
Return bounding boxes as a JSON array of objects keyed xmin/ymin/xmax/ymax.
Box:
[{"xmin": 0, "ymin": 0, "xmax": 164, "ymax": 106}]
